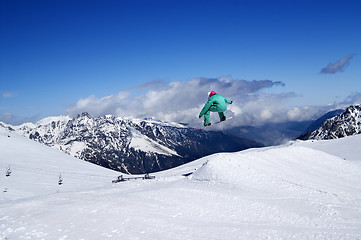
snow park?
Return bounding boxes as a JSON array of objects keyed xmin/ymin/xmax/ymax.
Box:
[
  {"xmin": 2, "ymin": 1, "xmax": 361, "ymax": 239},
  {"xmin": 1, "ymin": 121, "xmax": 361, "ymax": 240}
]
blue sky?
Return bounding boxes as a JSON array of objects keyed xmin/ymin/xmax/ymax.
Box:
[{"xmin": 1, "ymin": 0, "xmax": 360, "ymax": 125}]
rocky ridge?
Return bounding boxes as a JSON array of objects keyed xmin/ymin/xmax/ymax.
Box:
[{"xmin": 1, "ymin": 113, "xmax": 262, "ymax": 174}]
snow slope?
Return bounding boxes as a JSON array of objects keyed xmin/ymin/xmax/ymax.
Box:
[
  {"xmin": 0, "ymin": 127, "xmax": 119, "ymax": 201},
  {"xmin": 295, "ymin": 134, "xmax": 361, "ymax": 162},
  {"xmin": 1, "ymin": 127, "xmax": 361, "ymax": 239}
]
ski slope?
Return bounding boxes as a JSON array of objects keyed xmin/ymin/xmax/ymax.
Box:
[{"xmin": 1, "ymin": 127, "xmax": 361, "ymax": 239}]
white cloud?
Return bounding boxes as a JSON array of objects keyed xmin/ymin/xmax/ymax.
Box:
[
  {"xmin": 287, "ymin": 107, "xmax": 302, "ymax": 120},
  {"xmin": 1, "ymin": 91, "xmax": 14, "ymax": 98},
  {"xmin": 339, "ymin": 92, "xmax": 361, "ymax": 106},
  {"xmin": 0, "ymin": 112, "xmax": 13, "ymax": 123},
  {"xmin": 66, "ymin": 77, "xmax": 308, "ymax": 127},
  {"xmin": 260, "ymin": 109, "xmax": 273, "ymax": 120},
  {"xmin": 321, "ymin": 54, "xmax": 355, "ymax": 74},
  {"xmin": 66, "ymin": 91, "xmax": 131, "ymax": 118},
  {"xmin": 0, "ymin": 112, "xmax": 41, "ymax": 125}
]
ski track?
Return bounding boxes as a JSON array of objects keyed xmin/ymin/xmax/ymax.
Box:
[{"xmin": 1, "ymin": 128, "xmax": 361, "ymax": 239}]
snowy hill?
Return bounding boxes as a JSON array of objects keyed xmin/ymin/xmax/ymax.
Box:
[
  {"xmin": 0, "ymin": 125, "xmax": 119, "ymax": 200},
  {"xmin": 300, "ymin": 104, "xmax": 361, "ymax": 140},
  {"xmin": 1, "ymin": 113, "xmax": 262, "ymax": 174},
  {"xmin": 1, "ymin": 126, "xmax": 361, "ymax": 239}
]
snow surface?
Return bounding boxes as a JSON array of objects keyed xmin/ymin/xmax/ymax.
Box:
[
  {"xmin": 294, "ymin": 134, "xmax": 361, "ymax": 162},
  {"xmin": 131, "ymin": 117, "xmax": 188, "ymax": 128},
  {"xmin": 36, "ymin": 116, "xmax": 72, "ymax": 126},
  {"xmin": 1, "ymin": 126, "xmax": 361, "ymax": 239},
  {"xmin": 128, "ymin": 127, "xmax": 179, "ymax": 156}
]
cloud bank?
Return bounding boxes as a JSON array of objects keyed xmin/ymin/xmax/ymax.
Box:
[
  {"xmin": 337, "ymin": 92, "xmax": 361, "ymax": 107},
  {"xmin": 67, "ymin": 77, "xmax": 321, "ymax": 127},
  {"xmin": 321, "ymin": 54, "xmax": 355, "ymax": 74}
]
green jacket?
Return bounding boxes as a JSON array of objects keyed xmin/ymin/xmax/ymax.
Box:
[{"xmin": 199, "ymin": 94, "xmax": 232, "ymax": 117}]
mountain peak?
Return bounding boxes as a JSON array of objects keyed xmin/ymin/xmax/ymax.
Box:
[
  {"xmin": 301, "ymin": 104, "xmax": 361, "ymax": 140},
  {"xmin": 76, "ymin": 112, "xmax": 92, "ymax": 119}
]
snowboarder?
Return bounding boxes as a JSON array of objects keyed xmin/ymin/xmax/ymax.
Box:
[{"xmin": 198, "ymin": 91, "xmax": 232, "ymax": 126}]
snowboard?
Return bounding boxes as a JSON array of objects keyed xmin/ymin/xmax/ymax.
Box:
[
  {"xmin": 182, "ymin": 172, "xmax": 193, "ymax": 177},
  {"xmin": 198, "ymin": 116, "xmax": 234, "ymax": 129}
]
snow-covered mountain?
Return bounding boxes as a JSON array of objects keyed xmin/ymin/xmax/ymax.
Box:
[
  {"xmin": 302, "ymin": 109, "xmax": 344, "ymax": 134},
  {"xmin": 1, "ymin": 123, "xmax": 361, "ymax": 239},
  {"xmin": 1, "ymin": 113, "xmax": 262, "ymax": 174},
  {"xmin": 299, "ymin": 104, "xmax": 361, "ymax": 140}
]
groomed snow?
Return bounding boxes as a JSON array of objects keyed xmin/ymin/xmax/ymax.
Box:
[
  {"xmin": 1, "ymin": 127, "xmax": 361, "ymax": 239},
  {"xmin": 294, "ymin": 134, "xmax": 361, "ymax": 162},
  {"xmin": 0, "ymin": 127, "xmax": 119, "ymax": 200}
]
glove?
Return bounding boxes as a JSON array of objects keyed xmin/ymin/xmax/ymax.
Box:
[
  {"xmin": 230, "ymin": 101, "xmax": 233, "ymax": 104},
  {"xmin": 199, "ymin": 115, "xmax": 202, "ymax": 118}
]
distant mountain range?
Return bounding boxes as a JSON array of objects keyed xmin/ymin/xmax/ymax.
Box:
[
  {"xmin": 1, "ymin": 113, "xmax": 262, "ymax": 174},
  {"xmin": 299, "ymin": 104, "xmax": 361, "ymax": 140},
  {"xmin": 2, "ymin": 104, "xmax": 359, "ymax": 174},
  {"xmin": 226, "ymin": 121, "xmax": 314, "ymax": 146},
  {"xmin": 226, "ymin": 106, "xmax": 360, "ymax": 145},
  {"xmin": 301, "ymin": 109, "xmax": 344, "ymax": 134}
]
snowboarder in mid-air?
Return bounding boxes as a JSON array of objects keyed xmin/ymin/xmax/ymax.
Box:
[{"xmin": 199, "ymin": 91, "xmax": 232, "ymax": 127}]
